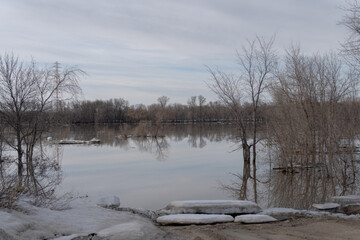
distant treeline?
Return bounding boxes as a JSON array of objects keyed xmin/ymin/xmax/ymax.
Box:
[
  {"xmin": 55, "ymin": 96, "xmax": 251, "ymax": 124},
  {"xmin": 53, "ymin": 95, "xmax": 360, "ymax": 126}
]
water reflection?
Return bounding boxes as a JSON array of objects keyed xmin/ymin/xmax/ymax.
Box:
[
  {"xmin": 222, "ymin": 137, "xmax": 360, "ymax": 209},
  {"xmin": 51, "ymin": 123, "xmax": 236, "ymax": 159},
  {"xmin": 0, "ymin": 139, "xmax": 63, "ymax": 207},
  {"xmin": 53, "ymin": 124, "xmax": 241, "ymax": 210},
  {"xmin": 220, "ymin": 161, "xmax": 253, "ymax": 200},
  {"xmin": 268, "ymin": 147, "xmax": 360, "ymax": 208},
  {"xmin": 50, "ymin": 124, "xmax": 360, "ymax": 210},
  {"xmin": 131, "ymin": 137, "xmax": 169, "ymax": 161}
]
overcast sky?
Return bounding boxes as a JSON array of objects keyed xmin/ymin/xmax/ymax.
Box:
[{"xmin": 0, "ymin": 0, "xmax": 348, "ymax": 105}]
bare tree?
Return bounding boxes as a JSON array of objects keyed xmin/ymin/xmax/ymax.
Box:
[
  {"xmin": 270, "ymin": 46, "xmax": 357, "ymax": 194},
  {"xmin": 198, "ymin": 95, "xmax": 206, "ymax": 121},
  {"xmin": 208, "ymin": 36, "xmax": 277, "ymax": 202},
  {"xmin": 0, "ymin": 53, "xmax": 83, "ymax": 201},
  {"xmin": 187, "ymin": 96, "xmax": 197, "ymax": 121},
  {"xmin": 340, "ymin": 0, "xmax": 360, "ymax": 69},
  {"xmin": 157, "ymin": 96, "xmax": 170, "ymax": 109}
]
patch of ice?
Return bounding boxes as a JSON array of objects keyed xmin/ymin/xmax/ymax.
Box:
[
  {"xmin": 165, "ymin": 200, "xmax": 261, "ymax": 215},
  {"xmin": 234, "ymin": 214, "xmax": 278, "ymax": 224},
  {"xmin": 0, "ymin": 198, "xmax": 162, "ymax": 240},
  {"xmin": 312, "ymin": 203, "xmax": 340, "ymax": 210},
  {"xmin": 261, "ymin": 208, "xmax": 303, "ymax": 215},
  {"xmin": 97, "ymin": 196, "xmax": 120, "ymax": 208},
  {"xmin": 97, "ymin": 220, "xmax": 165, "ymax": 240},
  {"xmin": 53, "ymin": 234, "xmax": 80, "ymax": 240},
  {"xmin": 89, "ymin": 138, "xmax": 101, "ymax": 144},
  {"xmin": 157, "ymin": 214, "xmax": 234, "ymax": 225},
  {"xmin": 331, "ymin": 195, "xmax": 360, "ymax": 205},
  {"xmin": 331, "ymin": 213, "xmax": 360, "ymax": 220},
  {"xmin": 58, "ymin": 140, "xmax": 87, "ymax": 144},
  {"xmin": 97, "ymin": 221, "xmax": 145, "ymax": 238},
  {"xmin": 262, "ymin": 208, "xmax": 332, "ymax": 217},
  {"xmin": 117, "ymin": 207, "xmax": 157, "ymax": 220}
]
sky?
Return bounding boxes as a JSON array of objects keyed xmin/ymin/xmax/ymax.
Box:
[{"xmin": 0, "ymin": 0, "xmax": 349, "ymax": 105}]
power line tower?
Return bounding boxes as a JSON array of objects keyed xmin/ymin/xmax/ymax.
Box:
[
  {"xmin": 54, "ymin": 61, "xmax": 62, "ymax": 184},
  {"xmin": 54, "ymin": 61, "xmax": 60, "ymax": 111}
]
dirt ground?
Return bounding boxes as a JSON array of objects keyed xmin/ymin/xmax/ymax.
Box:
[{"xmin": 160, "ymin": 216, "xmax": 360, "ymax": 240}]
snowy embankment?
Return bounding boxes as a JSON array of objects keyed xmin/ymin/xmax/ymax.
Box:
[
  {"xmin": 2, "ymin": 196, "xmax": 360, "ymax": 239},
  {"xmin": 161, "ymin": 200, "xmax": 261, "ymax": 215},
  {"xmin": 0, "ymin": 197, "xmax": 165, "ymax": 240}
]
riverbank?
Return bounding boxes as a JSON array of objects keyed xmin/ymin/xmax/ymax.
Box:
[
  {"xmin": 1, "ymin": 197, "xmax": 360, "ymax": 240},
  {"xmin": 0, "ymin": 198, "xmax": 165, "ymax": 240},
  {"xmin": 161, "ymin": 216, "xmax": 360, "ymax": 240}
]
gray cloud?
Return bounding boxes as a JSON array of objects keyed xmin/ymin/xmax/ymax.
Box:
[{"xmin": 0, "ymin": 0, "xmax": 348, "ymax": 104}]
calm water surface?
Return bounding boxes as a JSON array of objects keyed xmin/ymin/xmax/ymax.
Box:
[
  {"xmin": 52, "ymin": 124, "xmax": 360, "ymax": 210},
  {"xmin": 54, "ymin": 124, "xmax": 244, "ymax": 210}
]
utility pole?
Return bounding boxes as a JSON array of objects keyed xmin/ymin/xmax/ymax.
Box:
[
  {"xmin": 54, "ymin": 61, "xmax": 62, "ymax": 184},
  {"xmin": 54, "ymin": 61, "xmax": 60, "ymax": 111}
]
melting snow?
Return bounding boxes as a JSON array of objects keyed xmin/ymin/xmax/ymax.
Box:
[
  {"xmin": 312, "ymin": 203, "xmax": 340, "ymax": 210},
  {"xmin": 165, "ymin": 200, "xmax": 261, "ymax": 214},
  {"xmin": 96, "ymin": 196, "xmax": 120, "ymax": 208},
  {"xmin": 0, "ymin": 198, "xmax": 164, "ymax": 240},
  {"xmin": 157, "ymin": 214, "xmax": 234, "ymax": 225},
  {"xmin": 234, "ymin": 214, "xmax": 278, "ymax": 224}
]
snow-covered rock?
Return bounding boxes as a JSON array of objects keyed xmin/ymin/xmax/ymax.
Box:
[
  {"xmin": 312, "ymin": 203, "xmax": 340, "ymax": 210},
  {"xmin": 157, "ymin": 214, "xmax": 234, "ymax": 225},
  {"xmin": 262, "ymin": 208, "xmax": 334, "ymax": 218},
  {"xmin": 97, "ymin": 196, "xmax": 120, "ymax": 208},
  {"xmin": 235, "ymin": 214, "xmax": 278, "ymax": 224},
  {"xmin": 164, "ymin": 200, "xmax": 261, "ymax": 215},
  {"xmin": 262, "ymin": 208, "xmax": 303, "ymax": 216},
  {"xmin": 331, "ymin": 195, "xmax": 360, "ymax": 205},
  {"xmin": 89, "ymin": 138, "xmax": 101, "ymax": 144}
]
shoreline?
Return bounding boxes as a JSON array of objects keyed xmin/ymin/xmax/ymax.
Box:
[
  {"xmin": 1, "ymin": 197, "xmax": 360, "ymax": 240},
  {"xmin": 160, "ymin": 216, "xmax": 360, "ymax": 240}
]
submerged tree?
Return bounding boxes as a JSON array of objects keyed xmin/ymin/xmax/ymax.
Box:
[
  {"xmin": 269, "ymin": 46, "xmax": 358, "ymax": 196},
  {"xmin": 0, "ymin": 53, "xmax": 83, "ymax": 205},
  {"xmin": 208, "ymin": 36, "xmax": 277, "ymax": 202}
]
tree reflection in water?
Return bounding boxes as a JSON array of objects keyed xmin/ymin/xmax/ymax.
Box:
[
  {"xmin": 0, "ymin": 139, "xmax": 64, "ymax": 207},
  {"xmin": 222, "ymin": 137, "xmax": 360, "ymax": 209},
  {"xmin": 50, "ymin": 124, "xmax": 360, "ymax": 209},
  {"xmin": 131, "ymin": 136, "xmax": 169, "ymax": 161},
  {"xmin": 51, "ymin": 123, "xmax": 235, "ymax": 161},
  {"xmin": 268, "ymin": 143, "xmax": 360, "ymax": 209}
]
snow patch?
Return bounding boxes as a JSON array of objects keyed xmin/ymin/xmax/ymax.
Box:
[
  {"xmin": 0, "ymin": 198, "xmax": 162, "ymax": 240},
  {"xmin": 97, "ymin": 221, "xmax": 145, "ymax": 238},
  {"xmin": 262, "ymin": 208, "xmax": 304, "ymax": 215},
  {"xmin": 234, "ymin": 214, "xmax": 278, "ymax": 224},
  {"xmin": 97, "ymin": 196, "xmax": 120, "ymax": 208},
  {"xmin": 312, "ymin": 203, "xmax": 340, "ymax": 210},
  {"xmin": 331, "ymin": 195, "xmax": 360, "ymax": 205},
  {"xmin": 157, "ymin": 214, "xmax": 234, "ymax": 225},
  {"xmin": 165, "ymin": 200, "xmax": 261, "ymax": 215},
  {"xmin": 53, "ymin": 234, "xmax": 80, "ymax": 240}
]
